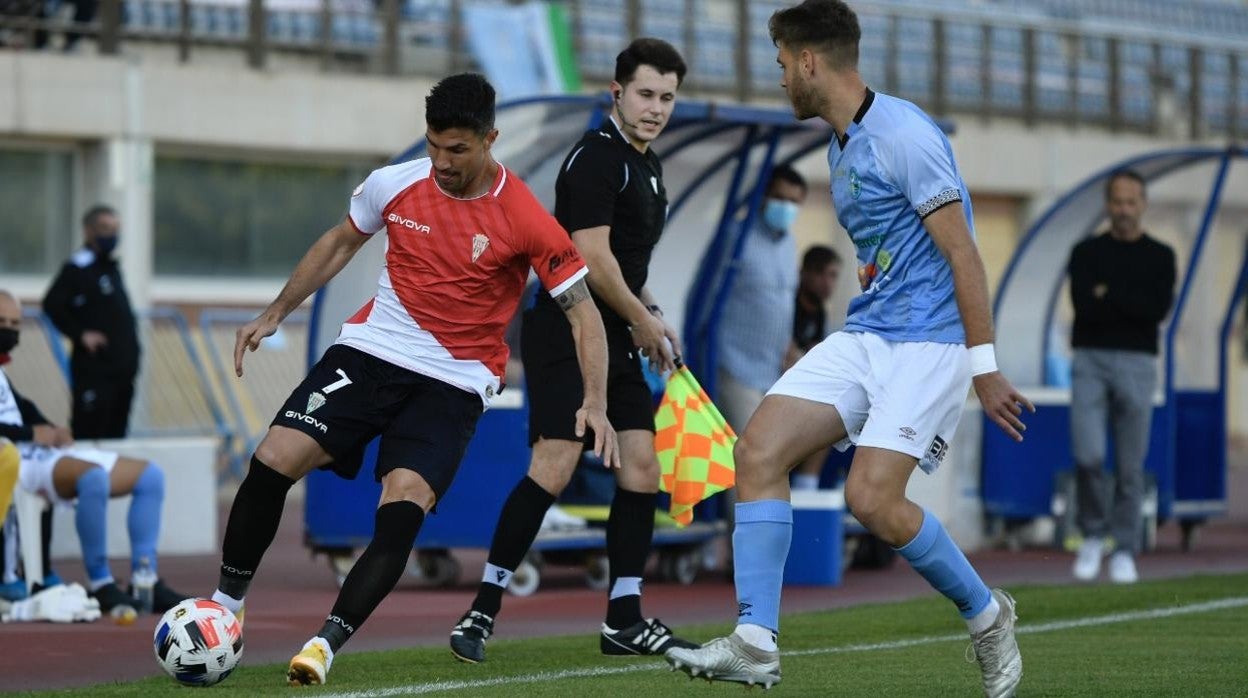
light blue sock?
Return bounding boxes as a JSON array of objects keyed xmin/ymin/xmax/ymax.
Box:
[
  {"xmin": 75, "ymin": 467, "xmax": 112, "ymax": 584},
  {"xmin": 896, "ymin": 509, "xmax": 992, "ymax": 619},
  {"xmin": 733, "ymin": 499, "xmax": 792, "ymax": 633},
  {"xmin": 128, "ymin": 463, "xmax": 164, "ymax": 574}
]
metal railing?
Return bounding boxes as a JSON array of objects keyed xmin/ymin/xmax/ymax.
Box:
[
  {"xmin": 1, "ymin": 0, "xmax": 1243, "ymax": 138},
  {"xmin": 5, "ymin": 306, "xmax": 236, "ymax": 471},
  {"xmin": 199, "ymin": 308, "xmax": 309, "ymax": 478}
]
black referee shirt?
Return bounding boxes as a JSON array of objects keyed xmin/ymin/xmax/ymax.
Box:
[{"xmin": 538, "ymin": 116, "xmax": 668, "ymax": 328}]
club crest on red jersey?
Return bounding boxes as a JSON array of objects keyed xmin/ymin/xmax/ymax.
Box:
[{"xmin": 472, "ymin": 233, "xmax": 490, "ymax": 262}]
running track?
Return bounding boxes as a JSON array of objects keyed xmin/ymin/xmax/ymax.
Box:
[{"xmin": 2, "ymin": 457, "xmax": 1245, "ymax": 692}]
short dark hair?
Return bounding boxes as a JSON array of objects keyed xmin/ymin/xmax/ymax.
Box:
[
  {"xmin": 769, "ymin": 0, "xmax": 861, "ymax": 69},
  {"xmin": 82, "ymin": 204, "xmax": 117, "ymax": 229},
  {"xmin": 425, "ymin": 73, "xmax": 496, "ymax": 135},
  {"xmin": 768, "ymin": 164, "xmax": 807, "ymax": 194},
  {"xmin": 615, "ymin": 37, "xmax": 687, "ymax": 87},
  {"xmin": 801, "ymin": 244, "xmax": 840, "ymax": 272},
  {"xmin": 1105, "ymin": 168, "xmax": 1146, "ymax": 200}
]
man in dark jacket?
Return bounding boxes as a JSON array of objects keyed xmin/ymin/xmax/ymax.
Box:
[
  {"xmin": 42, "ymin": 205, "xmax": 141, "ymax": 439},
  {"xmin": 1067, "ymin": 169, "xmax": 1176, "ymax": 585}
]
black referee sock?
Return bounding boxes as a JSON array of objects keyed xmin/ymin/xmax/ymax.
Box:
[
  {"xmin": 605, "ymin": 488, "xmax": 657, "ymax": 630},
  {"xmin": 471, "ymin": 476, "xmax": 556, "ymax": 618},
  {"xmin": 319, "ymin": 501, "xmax": 425, "ymax": 654},
  {"xmin": 218, "ymin": 457, "xmax": 295, "ymax": 599}
]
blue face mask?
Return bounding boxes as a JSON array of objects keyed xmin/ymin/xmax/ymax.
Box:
[
  {"xmin": 762, "ymin": 198, "xmax": 799, "ymax": 233},
  {"xmin": 94, "ymin": 235, "xmax": 118, "ymax": 256}
]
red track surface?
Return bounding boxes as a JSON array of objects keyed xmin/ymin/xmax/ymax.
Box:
[{"xmin": 3, "ymin": 459, "xmax": 1246, "ymax": 692}]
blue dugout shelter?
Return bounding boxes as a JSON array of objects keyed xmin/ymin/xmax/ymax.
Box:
[
  {"xmin": 984, "ymin": 146, "xmax": 1248, "ymax": 549},
  {"xmin": 302, "ymin": 95, "xmax": 855, "ymax": 584}
]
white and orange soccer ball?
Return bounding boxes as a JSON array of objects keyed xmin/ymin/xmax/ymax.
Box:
[{"xmin": 153, "ymin": 598, "xmax": 244, "ymax": 687}]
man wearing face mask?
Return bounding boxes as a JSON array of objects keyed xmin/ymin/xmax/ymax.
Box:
[
  {"xmin": 716, "ymin": 164, "xmax": 808, "ymax": 434},
  {"xmin": 0, "ymin": 290, "xmax": 185, "ymax": 616},
  {"xmin": 42, "ymin": 205, "xmax": 141, "ymax": 440}
]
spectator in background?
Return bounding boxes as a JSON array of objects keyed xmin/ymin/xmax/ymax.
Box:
[
  {"xmin": 716, "ymin": 165, "xmax": 808, "ymax": 434},
  {"xmin": 1067, "ymin": 169, "xmax": 1176, "ymax": 585},
  {"xmin": 43, "ymin": 205, "xmax": 141, "ymax": 439},
  {"xmin": 787, "ymin": 245, "xmax": 841, "ymax": 491},
  {"xmin": 788, "ymin": 245, "xmax": 841, "ymax": 366},
  {"xmin": 0, "ymin": 290, "xmax": 184, "ymax": 615}
]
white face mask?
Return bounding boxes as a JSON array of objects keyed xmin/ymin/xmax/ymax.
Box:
[{"xmin": 762, "ymin": 198, "xmax": 800, "ymax": 232}]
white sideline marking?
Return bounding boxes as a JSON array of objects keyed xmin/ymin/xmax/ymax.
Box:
[{"xmin": 321, "ymin": 596, "xmax": 1248, "ymax": 697}]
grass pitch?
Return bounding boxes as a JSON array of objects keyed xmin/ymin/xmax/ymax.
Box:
[{"xmin": 30, "ymin": 572, "xmax": 1248, "ymax": 696}]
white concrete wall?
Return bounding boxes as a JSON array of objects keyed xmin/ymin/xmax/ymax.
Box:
[{"xmin": 47, "ymin": 437, "xmax": 219, "ymax": 562}]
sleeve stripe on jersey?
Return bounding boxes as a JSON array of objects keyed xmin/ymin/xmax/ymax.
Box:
[
  {"xmin": 346, "ymin": 214, "xmax": 371, "ymax": 235},
  {"xmin": 916, "ymin": 188, "xmax": 962, "ymax": 219},
  {"xmin": 547, "ymin": 266, "xmax": 589, "ymax": 299},
  {"xmin": 565, "ymin": 146, "xmax": 586, "ymax": 173}
]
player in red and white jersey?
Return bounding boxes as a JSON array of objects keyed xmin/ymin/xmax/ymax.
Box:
[
  {"xmin": 205, "ymin": 74, "xmax": 619, "ymax": 688},
  {"xmin": 338, "ymin": 148, "xmax": 586, "ymax": 403}
]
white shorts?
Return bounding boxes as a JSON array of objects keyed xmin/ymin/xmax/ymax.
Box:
[
  {"xmin": 766, "ymin": 331, "xmax": 970, "ymax": 473},
  {"xmin": 16, "ymin": 444, "xmax": 119, "ymax": 506}
]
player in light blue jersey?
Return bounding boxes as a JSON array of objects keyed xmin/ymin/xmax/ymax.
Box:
[{"xmin": 666, "ymin": 2, "xmax": 1033, "ymax": 696}]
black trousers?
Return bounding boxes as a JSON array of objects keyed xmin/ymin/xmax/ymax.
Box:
[{"xmin": 71, "ymin": 373, "xmax": 135, "ymax": 439}]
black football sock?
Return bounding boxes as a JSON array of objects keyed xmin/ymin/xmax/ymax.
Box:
[
  {"xmin": 318, "ymin": 501, "xmax": 424, "ymax": 653},
  {"xmin": 471, "ymin": 476, "xmax": 556, "ymax": 618},
  {"xmin": 217, "ymin": 457, "xmax": 295, "ymax": 599},
  {"xmin": 605, "ymin": 488, "xmax": 656, "ymax": 629}
]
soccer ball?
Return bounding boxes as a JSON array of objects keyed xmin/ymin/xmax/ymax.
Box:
[{"xmin": 153, "ymin": 598, "xmax": 244, "ymax": 687}]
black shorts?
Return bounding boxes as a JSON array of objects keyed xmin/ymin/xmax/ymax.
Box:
[
  {"xmin": 522, "ymin": 305, "xmax": 655, "ymax": 446},
  {"xmin": 271, "ymin": 344, "xmax": 483, "ymax": 499}
]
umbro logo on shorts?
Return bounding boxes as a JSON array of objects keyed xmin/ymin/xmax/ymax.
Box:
[{"xmin": 898, "ymin": 426, "xmax": 917, "ymax": 441}]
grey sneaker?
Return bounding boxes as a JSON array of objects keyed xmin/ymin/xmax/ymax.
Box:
[
  {"xmin": 968, "ymin": 589, "xmax": 1022, "ymax": 698},
  {"xmin": 665, "ymin": 633, "xmax": 781, "ymax": 689}
]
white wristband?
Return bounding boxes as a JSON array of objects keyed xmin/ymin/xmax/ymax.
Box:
[{"xmin": 969, "ymin": 343, "xmax": 998, "ymax": 376}]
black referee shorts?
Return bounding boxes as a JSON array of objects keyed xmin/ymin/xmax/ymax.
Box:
[
  {"xmin": 521, "ymin": 305, "xmax": 655, "ymax": 446},
  {"xmin": 271, "ymin": 344, "xmax": 482, "ymax": 499}
]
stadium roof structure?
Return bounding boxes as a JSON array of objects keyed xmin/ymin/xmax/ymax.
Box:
[{"xmin": 311, "ymin": 94, "xmax": 953, "ymax": 395}]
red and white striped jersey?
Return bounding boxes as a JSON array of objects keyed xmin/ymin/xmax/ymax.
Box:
[{"xmin": 338, "ymin": 158, "xmax": 587, "ymax": 406}]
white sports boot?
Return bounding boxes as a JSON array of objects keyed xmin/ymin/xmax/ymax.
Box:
[
  {"xmin": 969, "ymin": 589, "xmax": 1022, "ymax": 698},
  {"xmin": 666, "ymin": 633, "xmax": 781, "ymax": 689}
]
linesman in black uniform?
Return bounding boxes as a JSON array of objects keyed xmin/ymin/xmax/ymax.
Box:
[
  {"xmin": 451, "ymin": 38, "xmax": 698, "ymax": 662},
  {"xmin": 43, "ymin": 205, "xmax": 141, "ymax": 439}
]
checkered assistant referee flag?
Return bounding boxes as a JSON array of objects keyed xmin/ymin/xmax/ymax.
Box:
[{"xmin": 655, "ymin": 364, "xmax": 736, "ymax": 526}]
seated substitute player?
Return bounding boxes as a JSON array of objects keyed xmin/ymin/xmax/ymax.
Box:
[
  {"xmin": 665, "ymin": 3, "xmax": 1033, "ymax": 697},
  {"xmin": 0, "ymin": 290, "xmax": 185, "ymax": 616},
  {"xmin": 450, "ymin": 38, "xmax": 697, "ymax": 663},
  {"xmin": 205, "ymin": 73, "xmax": 617, "ymax": 688}
]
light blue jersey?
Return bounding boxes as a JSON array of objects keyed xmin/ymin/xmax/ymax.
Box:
[{"xmin": 828, "ymin": 90, "xmax": 972, "ymax": 344}]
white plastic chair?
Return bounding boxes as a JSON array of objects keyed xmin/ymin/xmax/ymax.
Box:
[{"xmin": 12, "ymin": 488, "xmax": 45, "ymax": 594}]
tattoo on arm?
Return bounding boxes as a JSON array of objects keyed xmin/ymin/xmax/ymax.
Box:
[{"xmin": 555, "ymin": 278, "xmax": 590, "ymax": 312}]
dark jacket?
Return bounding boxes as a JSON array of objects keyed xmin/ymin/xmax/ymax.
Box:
[
  {"xmin": 42, "ymin": 247, "xmax": 141, "ymax": 378},
  {"xmin": 0, "ymin": 370, "xmax": 52, "ymax": 442},
  {"xmin": 1068, "ymin": 232, "xmax": 1176, "ymax": 355}
]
